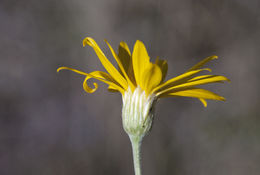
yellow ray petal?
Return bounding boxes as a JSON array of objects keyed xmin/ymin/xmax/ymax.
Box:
[
  {"xmin": 188, "ymin": 55, "xmax": 218, "ymax": 71},
  {"xmin": 82, "ymin": 37, "xmax": 128, "ymax": 90},
  {"xmin": 141, "ymin": 63, "xmax": 162, "ymax": 94},
  {"xmin": 83, "ymin": 75, "xmax": 98, "ymax": 93},
  {"xmin": 153, "ymin": 68, "xmax": 211, "ymax": 94},
  {"xmin": 155, "ymin": 58, "xmax": 168, "ymax": 83},
  {"xmin": 118, "ymin": 42, "xmax": 131, "ymax": 72},
  {"xmin": 188, "ymin": 75, "xmax": 231, "ymax": 82},
  {"xmin": 119, "ymin": 41, "xmax": 131, "ymax": 55},
  {"xmin": 157, "ymin": 75, "xmax": 229, "ymax": 96},
  {"xmin": 105, "ymin": 40, "xmax": 135, "ymax": 91},
  {"xmin": 118, "ymin": 41, "xmax": 135, "ymax": 84},
  {"xmin": 163, "ymin": 88, "xmax": 225, "ymax": 101},
  {"xmin": 132, "ymin": 40, "xmax": 151, "ymax": 86},
  {"xmin": 188, "ymin": 75, "xmax": 214, "ymax": 81},
  {"xmin": 107, "ymin": 85, "xmax": 119, "ymax": 92},
  {"xmin": 108, "ymin": 41, "xmax": 133, "ymax": 92},
  {"xmin": 84, "ymin": 71, "xmax": 125, "ymax": 93},
  {"xmin": 199, "ymin": 98, "xmax": 207, "ymax": 107},
  {"xmin": 57, "ymin": 67, "xmax": 88, "ymax": 76},
  {"xmin": 57, "ymin": 67, "xmax": 124, "ymax": 94}
]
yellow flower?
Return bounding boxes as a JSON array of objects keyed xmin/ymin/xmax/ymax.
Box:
[
  {"xmin": 58, "ymin": 37, "xmax": 229, "ymax": 137},
  {"xmin": 57, "ymin": 37, "xmax": 229, "ymax": 175},
  {"xmin": 57, "ymin": 37, "xmax": 229, "ymax": 108}
]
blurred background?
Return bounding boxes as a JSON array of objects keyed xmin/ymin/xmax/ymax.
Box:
[{"xmin": 1, "ymin": 0, "xmax": 260, "ymax": 174}]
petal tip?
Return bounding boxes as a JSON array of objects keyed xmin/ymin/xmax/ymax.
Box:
[
  {"xmin": 222, "ymin": 76, "xmax": 231, "ymax": 83},
  {"xmin": 201, "ymin": 100, "xmax": 208, "ymax": 107},
  {"xmin": 104, "ymin": 39, "xmax": 110, "ymax": 47},
  {"xmin": 221, "ymin": 97, "xmax": 226, "ymax": 101},
  {"xmin": 57, "ymin": 67, "xmax": 65, "ymax": 73},
  {"xmin": 204, "ymin": 68, "xmax": 212, "ymax": 72},
  {"xmin": 226, "ymin": 78, "xmax": 231, "ymax": 82},
  {"xmin": 82, "ymin": 37, "xmax": 94, "ymax": 47},
  {"xmin": 212, "ymin": 55, "xmax": 218, "ymax": 59},
  {"xmin": 82, "ymin": 38, "xmax": 88, "ymax": 47},
  {"xmin": 135, "ymin": 40, "xmax": 144, "ymax": 46}
]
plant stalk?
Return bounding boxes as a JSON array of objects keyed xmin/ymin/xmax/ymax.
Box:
[{"xmin": 129, "ymin": 135, "xmax": 143, "ymax": 175}]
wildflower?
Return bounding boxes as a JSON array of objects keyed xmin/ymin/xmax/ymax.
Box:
[{"xmin": 57, "ymin": 37, "xmax": 229, "ymax": 175}]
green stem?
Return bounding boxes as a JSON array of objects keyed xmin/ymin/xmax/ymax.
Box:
[{"xmin": 129, "ymin": 135, "xmax": 143, "ymax": 175}]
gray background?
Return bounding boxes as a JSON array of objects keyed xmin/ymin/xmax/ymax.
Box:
[{"xmin": 1, "ymin": 0, "xmax": 260, "ymax": 175}]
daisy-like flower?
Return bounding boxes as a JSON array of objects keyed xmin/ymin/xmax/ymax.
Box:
[{"xmin": 57, "ymin": 37, "xmax": 229, "ymax": 175}]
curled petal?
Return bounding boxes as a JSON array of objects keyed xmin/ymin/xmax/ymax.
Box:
[
  {"xmin": 83, "ymin": 76, "xmax": 98, "ymax": 93},
  {"xmin": 57, "ymin": 67, "xmax": 125, "ymax": 94},
  {"xmin": 82, "ymin": 37, "xmax": 128, "ymax": 90},
  {"xmin": 57, "ymin": 67, "xmax": 88, "ymax": 76},
  {"xmin": 84, "ymin": 71, "xmax": 125, "ymax": 94}
]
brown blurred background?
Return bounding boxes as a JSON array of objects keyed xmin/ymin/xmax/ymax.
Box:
[{"xmin": 1, "ymin": 0, "xmax": 260, "ymax": 174}]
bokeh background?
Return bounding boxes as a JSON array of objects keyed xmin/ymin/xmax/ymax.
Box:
[{"xmin": 1, "ymin": 0, "xmax": 260, "ymax": 174}]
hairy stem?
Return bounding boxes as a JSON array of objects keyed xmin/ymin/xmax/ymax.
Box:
[{"xmin": 129, "ymin": 135, "xmax": 143, "ymax": 175}]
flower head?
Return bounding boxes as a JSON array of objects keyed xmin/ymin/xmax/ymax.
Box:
[{"xmin": 57, "ymin": 37, "xmax": 229, "ymax": 137}]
